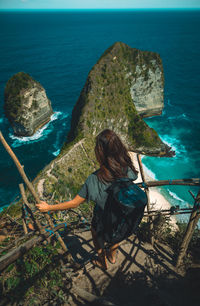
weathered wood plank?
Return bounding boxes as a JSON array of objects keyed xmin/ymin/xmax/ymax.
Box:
[
  {"xmin": 136, "ymin": 178, "xmax": 200, "ymax": 188},
  {"xmin": 0, "ymin": 223, "xmax": 66, "ymax": 272}
]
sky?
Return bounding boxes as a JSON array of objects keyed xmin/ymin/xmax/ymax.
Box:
[{"xmin": 0, "ymin": 0, "xmax": 200, "ymax": 10}]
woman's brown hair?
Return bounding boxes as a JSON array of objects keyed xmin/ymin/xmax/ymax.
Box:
[{"xmin": 95, "ymin": 129, "xmax": 138, "ymax": 182}]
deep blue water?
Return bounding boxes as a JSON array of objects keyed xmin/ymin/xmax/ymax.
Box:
[{"xmin": 0, "ymin": 10, "xmax": 200, "ymax": 216}]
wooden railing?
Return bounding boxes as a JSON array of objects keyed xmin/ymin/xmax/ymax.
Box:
[{"xmin": 0, "ymin": 130, "xmax": 200, "ymax": 272}]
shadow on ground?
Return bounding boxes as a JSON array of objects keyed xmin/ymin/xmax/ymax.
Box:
[{"xmin": 64, "ymin": 231, "xmax": 200, "ymax": 306}]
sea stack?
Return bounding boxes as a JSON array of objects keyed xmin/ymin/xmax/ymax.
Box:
[
  {"xmin": 68, "ymin": 42, "xmax": 172, "ymax": 156},
  {"xmin": 4, "ymin": 72, "xmax": 53, "ymax": 137}
]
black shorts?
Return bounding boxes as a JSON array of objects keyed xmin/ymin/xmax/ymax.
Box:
[
  {"xmin": 91, "ymin": 207, "xmax": 105, "ymax": 248},
  {"xmin": 91, "ymin": 208, "xmax": 103, "ymax": 231}
]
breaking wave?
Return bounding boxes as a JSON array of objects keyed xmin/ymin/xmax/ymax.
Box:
[
  {"xmin": 167, "ymin": 189, "xmax": 186, "ymax": 204},
  {"xmin": 9, "ymin": 112, "xmax": 67, "ymax": 148},
  {"xmin": 142, "ymin": 162, "xmax": 157, "ymax": 180},
  {"xmin": 168, "ymin": 113, "xmax": 189, "ymax": 121},
  {"xmin": 160, "ymin": 134, "xmax": 187, "ymax": 158}
]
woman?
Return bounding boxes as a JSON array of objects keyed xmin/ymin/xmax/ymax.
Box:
[{"xmin": 36, "ymin": 129, "xmax": 138, "ymax": 269}]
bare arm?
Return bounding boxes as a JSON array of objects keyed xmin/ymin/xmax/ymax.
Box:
[{"xmin": 36, "ymin": 195, "xmax": 86, "ymax": 213}]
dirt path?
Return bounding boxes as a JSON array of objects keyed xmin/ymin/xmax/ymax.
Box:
[
  {"xmin": 62, "ymin": 231, "xmax": 200, "ymax": 306},
  {"xmin": 37, "ymin": 139, "xmax": 85, "ymax": 198}
]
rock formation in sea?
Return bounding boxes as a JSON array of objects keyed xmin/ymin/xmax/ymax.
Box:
[
  {"xmin": 4, "ymin": 72, "xmax": 53, "ymax": 137},
  {"xmin": 68, "ymin": 42, "xmax": 171, "ymax": 156},
  {"xmin": 32, "ymin": 42, "xmax": 174, "ymax": 204}
]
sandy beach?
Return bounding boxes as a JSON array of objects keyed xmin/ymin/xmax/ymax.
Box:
[{"xmin": 129, "ymin": 152, "xmax": 178, "ymax": 229}]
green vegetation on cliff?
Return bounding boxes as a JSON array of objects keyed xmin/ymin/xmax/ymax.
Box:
[
  {"xmin": 4, "ymin": 71, "xmax": 53, "ymax": 136},
  {"xmin": 4, "ymin": 72, "xmax": 38, "ymax": 122},
  {"xmin": 66, "ymin": 42, "xmax": 169, "ymax": 156}
]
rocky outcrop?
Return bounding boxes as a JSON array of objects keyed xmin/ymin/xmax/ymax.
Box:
[
  {"xmin": 4, "ymin": 72, "xmax": 53, "ymax": 136},
  {"xmin": 130, "ymin": 59, "xmax": 164, "ymax": 117},
  {"xmin": 67, "ymin": 42, "xmax": 172, "ymax": 157}
]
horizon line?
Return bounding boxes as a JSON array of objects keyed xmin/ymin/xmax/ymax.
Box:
[{"xmin": 0, "ymin": 8, "xmax": 200, "ymax": 11}]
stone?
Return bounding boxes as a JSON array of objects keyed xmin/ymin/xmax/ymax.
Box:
[
  {"xmin": 130, "ymin": 60, "xmax": 164, "ymax": 117},
  {"xmin": 4, "ymin": 72, "xmax": 53, "ymax": 136}
]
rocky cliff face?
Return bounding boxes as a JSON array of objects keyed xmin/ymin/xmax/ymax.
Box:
[
  {"xmin": 67, "ymin": 42, "xmax": 171, "ymax": 156},
  {"xmin": 130, "ymin": 59, "xmax": 164, "ymax": 117},
  {"xmin": 4, "ymin": 72, "xmax": 53, "ymax": 136}
]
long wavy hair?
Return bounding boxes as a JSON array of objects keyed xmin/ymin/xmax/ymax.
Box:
[{"xmin": 95, "ymin": 129, "xmax": 138, "ymax": 182}]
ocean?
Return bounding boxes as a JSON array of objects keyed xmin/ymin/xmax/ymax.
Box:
[{"xmin": 0, "ymin": 9, "xmax": 200, "ymax": 218}]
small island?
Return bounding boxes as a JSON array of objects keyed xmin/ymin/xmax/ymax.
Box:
[{"xmin": 4, "ymin": 72, "xmax": 53, "ymax": 137}]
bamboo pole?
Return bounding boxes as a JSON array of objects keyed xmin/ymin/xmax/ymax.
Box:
[
  {"xmin": 22, "ymin": 217, "xmax": 28, "ymax": 235},
  {"xmin": 72, "ymin": 285, "xmax": 117, "ymax": 306},
  {"xmin": 189, "ymin": 190, "xmax": 196, "ymax": 200},
  {"xmin": 176, "ymin": 190, "xmax": 200, "ymax": 268},
  {"xmin": 0, "ymin": 223, "xmax": 67, "ymax": 272},
  {"xmin": 19, "ymin": 183, "xmax": 51, "ymax": 242},
  {"xmin": 0, "ymin": 131, "xmax": 67, "ymax": 252},
  {"xmin": 145, "ymin": 207, "xmax": 192, "ymax": 214},
  {"xmin": 136, "ymin": 178, "xmax": 200, "ymax": 188},
  {"xmin": 137, "ymin": 154, "xmax": 154, "ymax": 245},
  {"xmin": 144, "ymin": 210, "xmax": 193, "ymax": 218},
  {"xmin": 19, "ymin": 184, "xmax": 45, "ymax": 234}
]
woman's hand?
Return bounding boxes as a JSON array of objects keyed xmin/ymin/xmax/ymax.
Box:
[{"xmin": 36, "ymin": 201, "xmax": 51, "ymax": 213}]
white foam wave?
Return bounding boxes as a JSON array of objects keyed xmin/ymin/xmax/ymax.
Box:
[
  {"xmin": 167, "ymin": 99, "xmax": 172, "ymax": 106},
  {"xmin": 168, "ymin": 113, "xmax": 189, "ymax": 121},
  {"xmin": 167, "ymin": 189, "xmax": 187, "ymax": 204},
  {"xmin": 51, "ymin": 111, "xmax": 63, "ymax": 121},
  {"xmin": 142, "ymin": 163, "xmax": 157, "ymax": 180},
  {"xmin": 160, "ymin": 134, "xmax": 187, "ymax": 157},
  {"xmin": 52, "ymin": 149, "xmax": 61, "ymax": 156},
  {"xmin": 9, "ymin": 111, "xmax": 64, "ymax": 147}
]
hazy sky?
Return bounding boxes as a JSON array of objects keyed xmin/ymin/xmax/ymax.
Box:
[{"xmin": 0, "ymin": 0, "xmax": 200, "ymax": 10}]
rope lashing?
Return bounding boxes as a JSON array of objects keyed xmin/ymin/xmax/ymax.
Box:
[
  {"xmin": 44, "ymin": 222, "xmax": 68, "ymax": 248},
  {"xmin": 23, "ymin": 204, "xmax": 29, "ymax": 220},
  {"xmin": 142, "ymin": 182, "xmax": 148, "ymax": 189},
  {"xmin": 170, "ymin": 205, "xmax": 180, "ymax": 214},
  {"xmin": 79, "ymin": 214, "xmax": 90, "ymax": 229},
  {"xmin": 58, "ymin": 222, "xmax": 68, "ymax": 229},
  {"xmin": 44, "ymin": 228, "xmax": 55, "ymax": 236}
]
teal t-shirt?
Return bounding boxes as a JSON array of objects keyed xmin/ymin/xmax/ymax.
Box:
[{"xmin": 78, "ymin": 168, "xmax": 138, "ymax": 210}]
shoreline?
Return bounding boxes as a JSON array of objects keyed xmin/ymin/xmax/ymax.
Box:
[{"xmin": 129, "ymin": 152, "xmax": 178, "ymax": 230}]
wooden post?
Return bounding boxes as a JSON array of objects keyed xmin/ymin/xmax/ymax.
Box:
[
  {"xmin": 0, "ymin": 131, "xmax": 67, "ymax": 253},
  {"xmin": 136, "ymin": 178, "xmax": 200, "ymax": 188},
  {"xmin": 72, "ymin": 285, "xmax": 116, "ymax": 306},
  {"xmin": 176, "ymin": 190, "xmax": 200, "ymax": 268},
  {"xmin": 22, "ymin": 218, "xmax": 28, "ymax": 235},
  {"xmin": 137, "ymin": 154, "xmax": 154, "ymax": 245},
  {"xmin": 19, "ymin": 183, "xmax": 49, "ymax": 239}
]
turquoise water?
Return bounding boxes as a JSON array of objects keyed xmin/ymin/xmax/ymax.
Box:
[{"xmin": 0, "ymin": 10, "xmax": 199, "ymax": 212}]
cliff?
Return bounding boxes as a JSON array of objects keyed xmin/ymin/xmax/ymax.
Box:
[
  {"xmin": 32, "ymin": 42, "xmax": 174, "ymax": 205},
  {"xmin": 67, "ymin": 42, "xmax": 170, "ymax": 156},
  {"xmin": 4, "ymin": 72, "xmax": 53, "ymax": 136}
]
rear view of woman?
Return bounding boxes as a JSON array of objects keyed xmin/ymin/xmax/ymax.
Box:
[{"xmin": 37, "ymin": 129, "xmax": 138, "ymax": 269}]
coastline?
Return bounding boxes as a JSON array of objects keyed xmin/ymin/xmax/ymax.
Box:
[{"xmin": 129, "ymin": 152, "xmax": 178, "ymax": 229}]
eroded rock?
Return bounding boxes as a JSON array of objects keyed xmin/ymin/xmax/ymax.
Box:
[
  {"xmin": 67, "ymin": 42, "xmax": 172, "ymax": 156},
  {"xmin": 4, "ymin": 72, "xmax": 53, "ymax": 136}
]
